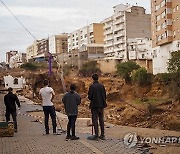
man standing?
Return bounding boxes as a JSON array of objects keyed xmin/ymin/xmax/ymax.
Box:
[
  {"xmin": 88, "ymin": 74, "xmax": 107, "ymax": 140},
  {"xmin": 39, "ymin": 79, "xmax": 57, "ymax": 135},
  {"xmin": 4, "ymin": 87, "xmax": 21, "ymax": 132},
  {"xmin": 62, "ymin": 84, "xmax": 81, "ymax": 140}
]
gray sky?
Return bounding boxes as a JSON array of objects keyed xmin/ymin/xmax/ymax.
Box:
[{"xmin": 0, "ymin": 0, "xmax": 151, "ymax": 62}]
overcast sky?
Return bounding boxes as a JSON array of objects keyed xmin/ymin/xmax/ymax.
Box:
[{"xmin": 0, "ymin": 0, "xmax": 151, "ymax": 62}]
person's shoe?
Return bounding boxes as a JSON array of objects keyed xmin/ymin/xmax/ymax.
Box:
[
  {"xmin": 87, "ymin": 135, "xmax": 99, "ymax": 141},
  {"xmin": 53, "ymin": 132, "xmax": 61, "ymax": 135},
  {"xmin": 14, "ymin": 129, "xmax": 18, "ymax": 133},
  {"xmin": 99, "ymin": 135, "xmax": 106, "ymax": 140},
  {"xmin": 66, "ymin": 135, "xmax": 72, "ymax": 139},
  {"xmin": 70, "ymin": 136, "xmax": 80, "ymax": 140},
  {"xmin": 46, "ymin": 132, "xmax": 49, "ymax": 135}
]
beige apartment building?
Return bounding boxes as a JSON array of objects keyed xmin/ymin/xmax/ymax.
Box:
[
  {"xmin": 68, "ymin": 23, "xmax": 104, "ymax": 55},
  {"xmin": 102, "ymin": 4, "xmax": 151, "ymax": 59},
  {"xmin": 151, "ymin": 0, "xmax": 180, "ymax": 74},
  {"xmin": 49, "ymin": 34, "xmax": 68, "ymax": 55},
  {"xmin": 26, "ymin": 39, "xmax": 49, "ymax": 62}
]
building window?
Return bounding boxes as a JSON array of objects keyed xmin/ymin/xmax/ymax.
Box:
[
  {"xmin": 142, "ymin": 54, "xmax": 145, "ymax": 59},
  {"xmin": 173, "ymin": 31, "xmax": 176, "ymax": 37},
  {"xmin": 14, "ymin": 78, "xmax": 18, "ymax": 84},
  {"xmin": 176, "ymin": 5, "xmax": 179, "ymax": 11},
  {"xmin": 173, "ymin": 7, "xmax": 176, "ymax": 12},
  {"xmin": 161, "ymin": 11, "xmax": 166, "ymax": 18},
  {"xmin": 161, "ymin": 0, "xmax": 165, "ymax": 7}
]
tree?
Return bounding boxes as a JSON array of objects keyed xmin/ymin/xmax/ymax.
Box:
[
  {"xmin": 132, "ymin": 67, "xmax": 151, "ymax": 86},
  {"xmin": 116, "ymin": 61, "xmax": 140, "ymax": 83},
  {"xmin": 168, "ymin": 50, "xmax": 180, "ymax": 73},
  {"xmin": 167, "ymin": 50, "xmax": 180, "ymax": 100}
]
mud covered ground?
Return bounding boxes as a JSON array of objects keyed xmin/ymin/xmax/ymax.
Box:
[{"xmin": 0, "ymin": 68, "xmax": 180, "ymax": 131}]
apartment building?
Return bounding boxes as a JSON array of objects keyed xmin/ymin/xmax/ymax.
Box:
[
  {"xmin": 6, "ymin": 51, "xmax": 18, "ymax": 64},
  {"xmin": 102, "ymin": 4, "xmax": 151, "ymax": 60},
  {"xmin": 9, "ymin": 53, "xmax": 26, "ymax": 68},
  {"xmin": 128, "ymin": 38, "xmax": 152, "ymax": 60},
  {"xmin": 68, "ymin": 23, "xmax": 104, "ymax": 55},
  {"xmin": 151, "ymin": 0, "xmax": 180, "ymax": 74},
  {"xmin": 26, "ymin": 39, "xmax": 49, "ymax": 62},
  {"xmin": 49, "ymin": 34, "xmax": 68, "ymax": 55}
]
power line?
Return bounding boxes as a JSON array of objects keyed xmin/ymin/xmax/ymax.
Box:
[{"xmin": 0, "ymin": 0, "xmax": 37, "ymax": 40}]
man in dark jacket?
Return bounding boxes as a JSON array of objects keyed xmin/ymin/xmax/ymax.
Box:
[
  {"xmin": 4, "ymin": 87, "xmax": 21, "ymax": 132},
  {"xmin": 62, "ymin": 84, "xmax": 81, "ymax": 140},
  {"xmin": 88, "ymin": 73, "xmax": 107, "ymax": 140}
]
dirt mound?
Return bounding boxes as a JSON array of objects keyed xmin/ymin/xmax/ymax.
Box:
[{"xmin": 3, "ymin": 69, "xmax": 179, "ymax": 131}]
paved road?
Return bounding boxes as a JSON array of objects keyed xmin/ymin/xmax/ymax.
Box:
[{"xmin": 0, "ymin": 94, "xmax": 146, "ymax": 154}]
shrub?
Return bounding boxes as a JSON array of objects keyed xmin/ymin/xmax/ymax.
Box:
[
  {"xmin": 156, "ymin": 73, "xmax": 172, "ymax": 85},
  {"xmin": 79, "ymin": 61, "xmax": 100, "ymax": 76},
  {"xmin": 132, "ymin": 67, "xmax": 151, "ymax": 86},
  {"xmin": 168, "ymin": 50, "xmax": 180, "ymax": 73},
  {"xmin": 116, "ymin": 61, "xmax": 140, "ymax": 84},
  {"xmin": 20, "ymin": 63, "xmax": 38, "ymax": 71}
]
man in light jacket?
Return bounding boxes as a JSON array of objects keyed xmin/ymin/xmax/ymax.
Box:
[{"xmin": 62, "ymin": 84, "xmax": 81, "ymax": 140}]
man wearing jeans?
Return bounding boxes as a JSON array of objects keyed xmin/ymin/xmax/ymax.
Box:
[
  {"xmin": 39, "ymin": 79, "xmax": 57, "ymax": 135},
  {"xmin": 62, "ymin": 84, "xmax": 81, "ymax": 140},
  {"xmin": 88, "ymin": 74, "xmax": 107, "ymax": 140},
  {"xmin": 4, "ymin": 87, "xmax": 21, "ymax": 132}
]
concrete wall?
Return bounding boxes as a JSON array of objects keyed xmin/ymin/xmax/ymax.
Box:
[
  {"xmin": 126, "ymin": 7, "xmax": 151, "ymax": 39},
  {"xmin": 97, "ymin": 59, "xmax": 118, "ymax": 73},
  {"xmin": 136, "ymin": 60, "xmax": 153, "ymax": 73},
  {"xmin": 4, "ymin": 75, "xmax": 26, "ymax": 89}
]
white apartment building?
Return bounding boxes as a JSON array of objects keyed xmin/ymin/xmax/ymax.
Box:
[
  {"xmin": 68, "ymin": 23, "xmax": 104, "ymax": 53},
  {"xmin": 152, "ymin": 40, "xmax": 180, "ymax": 74},
  {"xmin": 128, "ymin": 38, "xmax": 153, "ymax": 60},
  {"xmin": 9, "ymin": 53, "xmax": 26, "ymax": 68},
  {"xmin": 102, "ymin": 4, "xmax": 151, "ymax": 60}
]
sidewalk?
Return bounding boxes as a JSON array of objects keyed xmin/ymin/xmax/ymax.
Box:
[{"xmin": 0, "ymin": 94, "xmax": 145, "ymax": 154}]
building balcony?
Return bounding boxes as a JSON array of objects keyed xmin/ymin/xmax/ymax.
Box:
[
  {"xmin": 104, "ymin": 23, "xmax": 112, "ymax": 29},
  {"xmin": 104, "ymin": 30, "xmax": 113, "ymax": 35},
  {"xmin": 114, "ymin": 32, "xmax": 125, "ymax": 38},
  {"xmin": 114, "ymin": 39, "xmax": 125, "ymax": 45},
  {"xmin": 114, "ymin": 25, "xmax": 125, "ymax": 32},
  {"xmin": 114, "ymin": 19, "xmax": 125, "ymax": 25},
  {"xmin": 114, "ymin": 47, "xmax": 126, "ymax": 52},
  {"xmin": 105, "ymin": 36, "xmax": 113, "ymax": 41},
  {"xmin": 156, "ymin": 36, "xmax": 173, "ymax": 46}
]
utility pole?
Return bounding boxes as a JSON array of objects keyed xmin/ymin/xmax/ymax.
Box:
[{"xmin": 48, "ymin": 52, "xmax": 52, "ymax": 76}]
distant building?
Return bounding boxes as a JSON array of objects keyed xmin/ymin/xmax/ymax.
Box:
[
  {"xmin": 6, "ymin": 51, "xmax": 18, "ymax": 64},
  {"xmin": 9, "ymin": 53, "xmax": 27, "ymax": 68},
  {"xmin": 68, "ymin": 23, "xmax": 104, "ymax": 58},
  {"xmin": 151, "ymin": 0, "xmax": 180, "ymax": 74},
  {"xmin": 49, "ymin": 34, "xmax": 68, "ymax": 55},
  {"xmin": 26, "ymin": 39, "xmax": 49, "ymax": 62},
  {"xmin": 127, "ymin": 38, "xmax": 152, "ymax": 60},
  {"xmin": 26, "ymin": 41, "xmax": 38, "ymax": 62},
  {"xmin": 102, "ymin": 4, "xmax": 151, "ymax": 59}
]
